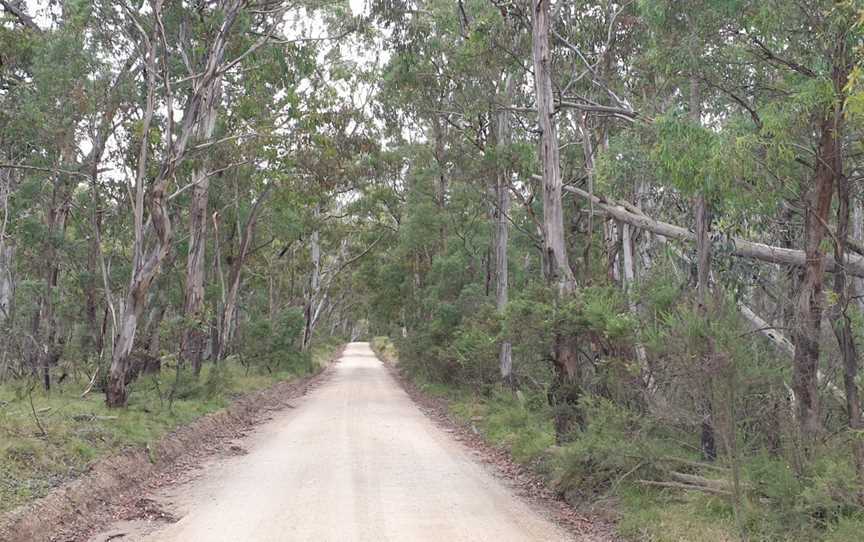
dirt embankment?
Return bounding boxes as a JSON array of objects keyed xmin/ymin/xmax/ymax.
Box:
[{"xmin": 0, "ymin": 349, "xmax": 342, "ymax": 542}]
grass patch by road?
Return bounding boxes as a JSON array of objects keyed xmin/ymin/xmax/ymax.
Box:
[
  {"xmin": 371, "ymin": 336, "xmax": 399, "ymax": 364},
  {"xmin": 0, "ymin": 341, "xmax": 340, "ymax": 515}
]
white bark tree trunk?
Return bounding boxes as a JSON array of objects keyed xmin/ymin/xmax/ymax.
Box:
[
  {"xmin": 532, "ymin": 0, "xmax": 574, "ymax": 293},
  {"xmin": 621, "ymin": 223, "xmax": 652, "ymax": 389},
  {"xmin": 853, "ymin": 198, "xmax": 864, "ymax": 312},
  {"xmin": 181, "ymin": 79, "xmax": 221, "ymax": 375},
  {"xmin": 0, "ymin": 169, "xmax": 11, "ymax": 330},
  {"xmin": 302, "ymin": 205, "xmax": 322, "ymax": 352},
  {"xmin": 495, "ymin": 76, "xmax": 515, "ymax": 386},
  {"xmin": 107, "ymin": 0, "xmax": 249, "ymax": 406},
  {"xmin": 532, "ymin": 0, "xmax": 580, "ymax": 439},
  {"xmin": 563, "ymin": 184, "xmax": 864, "ymax": 278}
]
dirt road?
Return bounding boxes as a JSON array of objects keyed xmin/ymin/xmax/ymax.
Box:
[{"xmin": 94, "ymin": 343, "xmax": 571, "ymax": 541}]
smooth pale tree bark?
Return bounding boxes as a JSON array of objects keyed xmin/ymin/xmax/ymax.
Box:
[
  {"xmin": 106, "ymin": 12, "xmax": 165, "ymax": 407},
  {"xmin": 181, "ymin": 79, "xmax": 222, "ymax": 376},
  {"xmin": 532, "ymin": 0, "xmax": 580, "ymax": 439},
  {"xmin": 604, "ymin": 219, "xmax": 619, "ymax": 282},
  {"xmin": 495, "ymin": 76, "xmax": 514, "ymax": 386},
  {"xmin": 0, "ymin": 238, "xmax": 10, "ymax": 380},
  {"xmin": 853, "ymin": 199, "xmax": 864, "ymax": 312},
  {"xmin": 532, "ymin": 0, "xmax": 574, "ymax": 292},
  {"xmin": 0, "ymin": 169, "xmax": 12, "ymax": 332},
  {"xmin": 302, "ymin": 205, "xmax": 322, "ymax": 352},
  {"xmin": 494, "ymin": 166, "xmax": 513, "ymax": 386},
  {"xmin": 621, "ymin": 223, "xmax": 651, "ymax": 389},
  {"xmin": 0, "ymin": 242, "xmax": 11, "ymax": 328},
  {"xmin": 0, "ymin": 236, "xmax": 11, "ymax": 379}
]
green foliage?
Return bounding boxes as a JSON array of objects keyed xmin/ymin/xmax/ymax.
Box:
[
  {"xmin": 239, "ymin": 307, "xmax": 310, "ymax": 373},
  {"xmin": 450, "ymin": 390, "xmax": 555, "ymax": 465},
  {"xmin": 370, "ymin": 336, "xmax": 399, "ymax": 364},
  {"xmin": 552, "ymin": 395, "xmax": 669, "ymax": 497},
  {"xmin": 652, "ymin": 114, "xmax": 728, "ymax": 197}
]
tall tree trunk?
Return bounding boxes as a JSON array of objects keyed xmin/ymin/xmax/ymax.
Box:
[
  {"xmin": 0, "ymin": 169, "xmax": 12, "ymax": 333},
  {"xmin": 532, "ymin": 0, "xmax": 580, "ymax": 440},
  {"xmin": 107, "ymin": 17, "xmax": 169, "ymax": 407},
  {"xmin": 106, "ymin": 194, "xmax": 173, "ymax": 406},
  {"xmin": 0, "ymin": 241, "xmax": 11, "ymax": 330},
  {"xmin": 107, "ymin": 0, "xmax": 247, "ymax": 406},
  {"xmin": 181, "ymin": 80, "xmax": 221, "ymax": 376},
  {"xmin": 829, "ymin": 168, "xmax": 864, "ymax": 498},
  {"xmin": 853, "ymin": 198, "xmax": 864, "ymax": 313},
  {"xmin": 495, "ymin": 76, "xmax": 515, "ymax": 387},
  {"xmin": 792, "ymin": 124, "xmax": 837, "ymax": 437},
  {"xmin": 532, "ymin": 1, "xmax": 574, "ymax": 293},
  {"xmin": 792, "ymin": 53, "xmax": 848, "ymax": 439},
  {"xmin": 302, "ymin": 205, "xmax": 322, "ymax": 352},
  {"xmin": 216, "ymin": 186, "xmax": 270, "ymax": 360},
  {"xmin": 695, "ymin": 191, "xmax": 716, "ymax": 460},
  {"xmin": 621, "ymin": 223, "xmax": 652, "ymax": 389}
]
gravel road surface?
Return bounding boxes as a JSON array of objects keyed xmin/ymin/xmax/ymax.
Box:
[{"xmin": 94, "ymin": 342, "xmax": 570, "ymax": 542}]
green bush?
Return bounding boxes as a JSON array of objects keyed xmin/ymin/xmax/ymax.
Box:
[
  {"xmin": 240, "ymin": 307, "xmax": 309, "ymax": 373},
  {"xmin": 552, "ymin": 395, "xmax": 661, "ymax": 497}
]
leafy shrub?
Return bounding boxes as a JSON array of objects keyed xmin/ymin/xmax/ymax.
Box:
[
  {"xmin": 552, "ymin": 395, "xmax": 667, "ymax": 497},
  {"xmin": 482, "ymin": 391, "xmax": 555, "ymax": 464},
  {"xmin": 240, "ymin": 307, "xmax": 309, "ymax": 373}
]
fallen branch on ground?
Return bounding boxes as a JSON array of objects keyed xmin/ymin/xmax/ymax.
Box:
[{"xmin": 638, "ymin": 479, "xmax": 731, "ymax": 497}]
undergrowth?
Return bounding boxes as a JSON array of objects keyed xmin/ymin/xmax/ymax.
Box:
[
  {"xmin": 373, "ymin": 337, "xmax": 864, "ymax": 542},
  {"xmin": 0, "ymin": 340, "xmax": 340, "ymax": 515}
]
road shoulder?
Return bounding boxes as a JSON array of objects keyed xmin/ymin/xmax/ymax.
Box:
[{"xmin": 379, "ymin": 357, "xmax": 620, "ymax": 542}]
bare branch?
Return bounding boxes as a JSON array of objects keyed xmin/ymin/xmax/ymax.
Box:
[{"xmin": 0, "ymin": 0, "xmax": 39, "ymax": 31}]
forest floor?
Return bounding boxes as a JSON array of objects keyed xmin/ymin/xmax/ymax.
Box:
[{"xmin": 84, "ymin": 342, "xmax": 598, "ymax": 541}]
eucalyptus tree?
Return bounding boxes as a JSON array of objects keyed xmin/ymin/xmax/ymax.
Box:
[
  {"xmin": 0, "ymin": 1, "xmax": 139, "ymax": 389},
  {"xmin": 102, "ymin": 0, "xmax": 306, "ymax": 406}
]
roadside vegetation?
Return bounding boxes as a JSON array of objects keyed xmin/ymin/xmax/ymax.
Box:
[
  {"xmin": 373, "ymin": 279, "xmax": 864, "ymax": 542},
  {"xmin": 0, "ymin": 338, "xmax": 340, "ymax": 515}
]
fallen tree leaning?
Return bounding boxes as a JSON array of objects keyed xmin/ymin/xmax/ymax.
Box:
[{"xmin": 559, "ymin": 183, "xmax": 864, "ymax": 278}]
